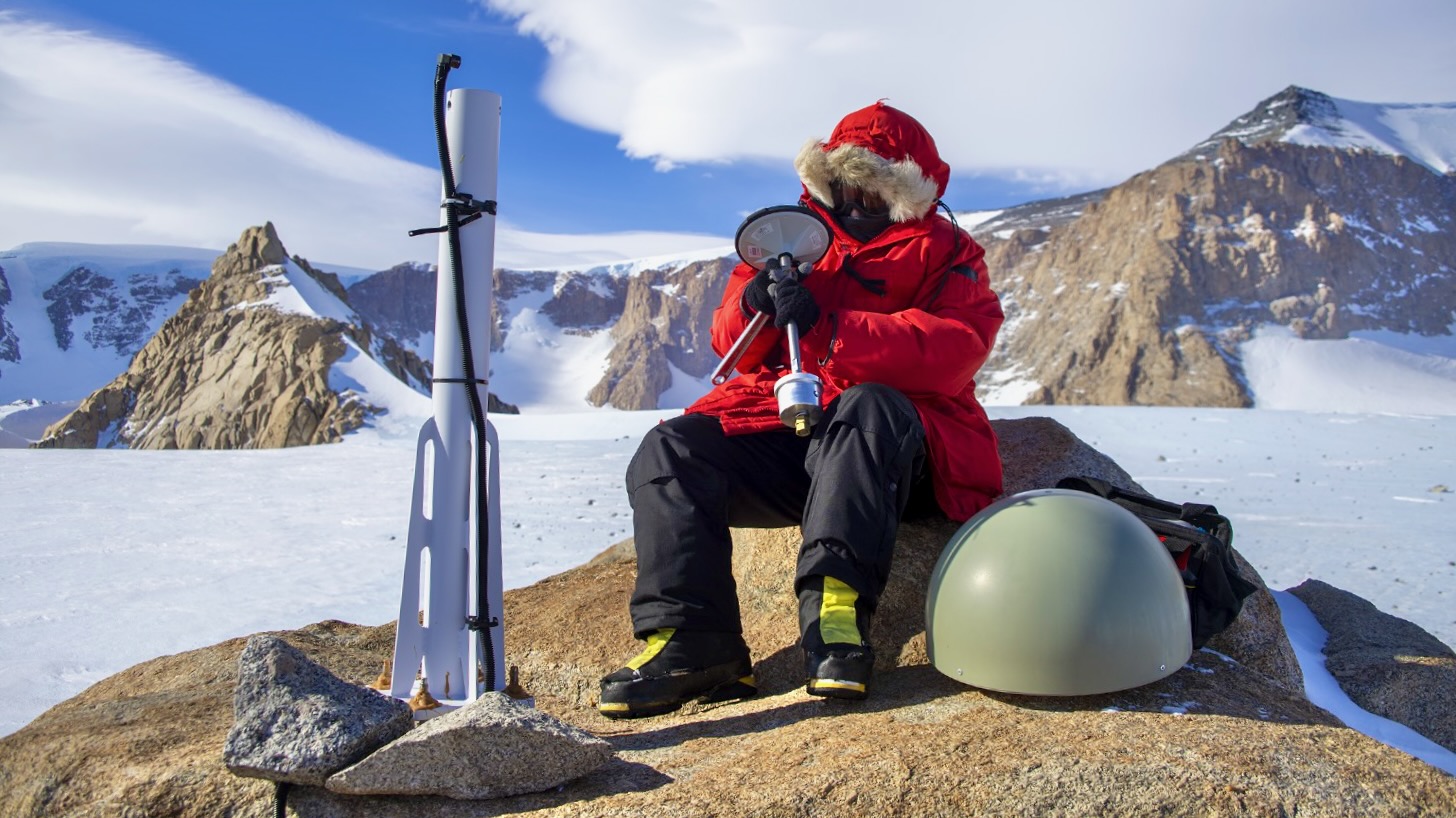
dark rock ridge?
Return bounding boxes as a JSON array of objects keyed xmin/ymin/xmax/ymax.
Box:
[
  {"xmin": 41, "ymin": 264, "xmax": 203, "ymax": 354},
  {"xmin": 488, "ymin": 258, "xmax": 735, "ymax": 411},
  {"xmin": 1183, "ymin": 85, "xmax": 1347, "ymax": 157},
  {"xmin": 586, "ymin": 256, "xmax": 732, "ymax": 410},
  {"xmin": 0, "ymin": 264, "xmax": 18, "ymax": 365},
  {"xmin": 346, "ymin": 261, "xmax": 438, "ymax": 357}
]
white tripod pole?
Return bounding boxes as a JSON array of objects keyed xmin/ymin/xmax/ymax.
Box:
[{"xmin": 390, "ymin": 86, "xmax": 505, "ymax": 714}]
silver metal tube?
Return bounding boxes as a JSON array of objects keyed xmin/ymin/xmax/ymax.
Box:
[
  {"xmin": 710, "ymin": 311, "xmax": 771, "ymax": 385},
  {"xmin": 785, "ymin": 320, "xmax": 803, "ymax": 373}
]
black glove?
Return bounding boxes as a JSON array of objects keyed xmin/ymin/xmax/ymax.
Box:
[
  {"xmin": 742, "ymin": 261, "xmax": 778, "ymax": 317},
  {"xmin": 771, "ymin": 275, "xmax": 820, "ymax": 334}
]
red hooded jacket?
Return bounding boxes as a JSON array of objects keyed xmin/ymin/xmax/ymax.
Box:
[{"xmin": 687, "ymin": 103, "xmax": 1005, "ymax": 522}]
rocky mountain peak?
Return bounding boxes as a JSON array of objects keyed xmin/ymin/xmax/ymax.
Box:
[
  {"xmin": 1182, "ymin": 86, "xmax": 1340, "ymax": 159},
  {"xmin": 222, "ymin": 222, "xmax": 288, "ymax": 274},
  {"xmin": 1181, "ymin": 85, "xmax": 1456, "ymax": 176},
  {"xmin": 33, "ymin": 224, "xmax": 434, "ymax": 449}
]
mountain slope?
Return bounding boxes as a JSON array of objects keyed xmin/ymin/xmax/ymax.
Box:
[
  {"xmin": 1183, "ymin": 85, "xmax": 1456, "ymax": 174},
  {"xmin": 33, "ymin": 224, "xmax": 432, "ymax": 449},
  {"xmin": 347, "ymin": 250, "xmax": 736, "ymax": 413},
  {"xmin": 976, "ymin": 87, "xmax": 1456, "ymax": 407},
  {"xmin": 0, "ymin": 243, "xmax": 216, "ymax": 403}
]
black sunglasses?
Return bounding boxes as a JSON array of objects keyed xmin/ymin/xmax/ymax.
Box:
[{"xmin": 830, "ymin": 182, "xmax": 889, "ymax": 218}]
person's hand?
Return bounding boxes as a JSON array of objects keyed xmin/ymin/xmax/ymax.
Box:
[
  {"xmin": 772, "ymin": 275, "xmax": 820, "ymax": 334},
  {"xmin": 742, "ymin": 260, "xmax": 778, "ymax": 317}
]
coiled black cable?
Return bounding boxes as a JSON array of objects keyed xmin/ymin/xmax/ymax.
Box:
[{"xmin": 429, "ymin": 53, "xmax": 498, "ymax": 693}]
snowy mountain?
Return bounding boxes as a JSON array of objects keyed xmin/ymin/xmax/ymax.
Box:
[
  {"xmin": 0, "ymin": 240, "xmax": 425, "ymax": 445},
  {"xmin": 346, "ymin": 249, "xmax": 736, "ymax": 414},
  {"xmin": 1182, "ymin": 85, "xmax": 1456, "ymax": 175},
  {"xmin": 0, "ymin": 243, "xmax": 216, "ymax": 403},
  {"xmin": 973, "ymin": 85, "xmax": 1456, "ymax": 407},
  {"xmin": 30, "ymin": 224, "xmax": 434, "ymax": 449}
]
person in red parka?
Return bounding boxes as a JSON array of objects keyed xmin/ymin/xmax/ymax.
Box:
[{"xmin": 599, "ymin": 102, "xmax": 1005, "ymax": 719}]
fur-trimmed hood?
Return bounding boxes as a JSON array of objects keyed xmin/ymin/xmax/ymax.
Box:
[{"xmin": 795, "ymin": 101, "xmax": 951, "ymax": 223}]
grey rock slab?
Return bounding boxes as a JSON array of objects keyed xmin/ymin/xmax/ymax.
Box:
[
  {"xmin": 325, "ymin": 692, "xmax": 613, "ymax": 800},
  {"xmin": 1289, "ymin": 578, "xmax": 1456, "ymax": 752},
  {"xmin": 223, "ymin": 634, "xmax": 414, "ymax": 785}
]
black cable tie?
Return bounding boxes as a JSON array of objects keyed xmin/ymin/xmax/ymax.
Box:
[
  {"xmin": 445, "ymin": 193, "xmax": 497, "ymax": 216},
  {"xmin": 466, "ymin": 615, "xmax": 501, "ymax": 630},
  {"xmin": 407, "ymin": 197, "xmax": 495, "ymax": 236}
]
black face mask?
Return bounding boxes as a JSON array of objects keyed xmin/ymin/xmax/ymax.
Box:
[{"xmin": 837, "ymin": 209, "xmax": 893, "ymax": 243}]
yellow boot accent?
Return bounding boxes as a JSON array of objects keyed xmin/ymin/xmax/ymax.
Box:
[
  {"xmin": 819, "ymin": 578, "xmax": 862, "ymax": 645},
  {"xmin": 626, "ymin": 628, "xmax": 676, "ymax": 671},
  {"xmin": 808, "ymin": 677, "xmax": 867, "ymax": 695}
]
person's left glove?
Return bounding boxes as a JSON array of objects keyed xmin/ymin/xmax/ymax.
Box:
[
  {"xmin": 742, "ymin": 263, "xmax": 778, "ymax": 317},
  {"xmin": 771, "ymin": 275, "xmax": 820, "ymax": 334}
]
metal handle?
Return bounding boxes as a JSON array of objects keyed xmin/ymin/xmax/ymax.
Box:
[
  {"xmin": 710, "ymin": 311, "xmax": 771, "ymax": 385},
  {"xmin": 709, "ymin": 254, "xmax": 801, "ymax": 385},
  {"xmin": 784, "ymin": 319, "xmax": 804, "ymax": 373}
]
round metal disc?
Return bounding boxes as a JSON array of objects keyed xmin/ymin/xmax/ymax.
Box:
[{"xmin": 734, "ymin": 205, "xmax": 832, "ymax": 270}]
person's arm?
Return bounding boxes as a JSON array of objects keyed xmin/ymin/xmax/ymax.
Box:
[
  {"xmin": 803, "ymin": 232, "xmax": 1003, "ymax": 396},
  {"xmin": 709, "ymin": 261, "xmax": 784, "ymax": 370}
]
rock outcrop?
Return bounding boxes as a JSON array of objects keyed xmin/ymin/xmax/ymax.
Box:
[
  {"xmin": 345, "ymin": 262, "xmax": 438, "ymax": 358},
  {"xmin": 41, "ymin": 264, "xmax": 203, "ymax": 355},
  {"xmin": 585, "ymin": 257, "xmax": 732, "ymax": 411},
  {"xmin": 3, "ymin": 418, "xmax": 1454, "ymax": 816},
  {"xmin": 30, "ymin": 224, "xmax": 436, "ymax": 449},
  {"xmin": 0, "ymin": 263, "xmax": 21, "ymax": 366},
  {"xmin": 1290, "ymin": 578, "xmax": 1456, "ymax": 752},
  {"xmin": 223, "ymin": 635, "xmax": 415, "ymax": 786}
]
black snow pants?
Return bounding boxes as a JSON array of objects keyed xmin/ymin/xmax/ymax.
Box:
[{"xmin": 625, "ymin": 383, "xmax": 928, "ymax": 638}]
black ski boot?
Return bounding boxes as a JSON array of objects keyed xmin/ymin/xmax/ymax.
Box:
[
  {"xmin": 598, "ymin": 628, "xmax": 757, "ymax": 719},
  {"xmin": 799, "ymin": 576, "xmax": 874, "ymax": 700}
]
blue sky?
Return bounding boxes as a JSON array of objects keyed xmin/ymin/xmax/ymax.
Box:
[
  {"xmin": 3, "ymin": 0, "xmax": 789, "ymax": 237},
  {"xmin": 3, "ymin": 1, "xmax": 1455, "ymax": 269}
]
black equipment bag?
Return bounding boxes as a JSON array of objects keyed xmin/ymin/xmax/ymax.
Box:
[{"xmin": 1056, "ymin": 476, "xmax": 1258, "ymax": 648}]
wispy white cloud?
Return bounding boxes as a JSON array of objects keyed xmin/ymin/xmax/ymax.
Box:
[
  {"xmin": 0, "ymin": 12, "xmax": 736, "ymax": 270},
  {"xmin": 4, "ymin": 5, "xmax": 1454, "ymax": 271},
  {"xmin": 494, "ymin": 226, "xmax": 729, "ymax": 270},
  {"xmin": 481, "ymin": 0, "xmax": 1456, "ymax": 189},
  {"xmin": 0, "ymin": 12, "xmax": 438, "ymax": 269}
]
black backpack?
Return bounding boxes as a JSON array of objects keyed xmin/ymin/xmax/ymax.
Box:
[{"xmin": 1056, "ymin": 476, "xmax": 1258, "ymax": 649}]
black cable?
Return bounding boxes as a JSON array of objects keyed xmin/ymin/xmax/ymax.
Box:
[
  {"xmin": 937, "ymin": 199, "xmax": 963, "ymax": 265},
  {"xmin": 273, "ymin": 782, "xmax": 290, "ymax": 818},
  {"xmin": 428, "ymin": 53, "xmax": 498, "ymax": 693}
]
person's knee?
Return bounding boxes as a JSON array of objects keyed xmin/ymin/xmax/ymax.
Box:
[
  {"xmin": 833, "ymin": 383, "xmax": 920, "ymax": 432},
  {"xmin": 626, "ymin": 414, "xmax": 719, "ymax": 491}
]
